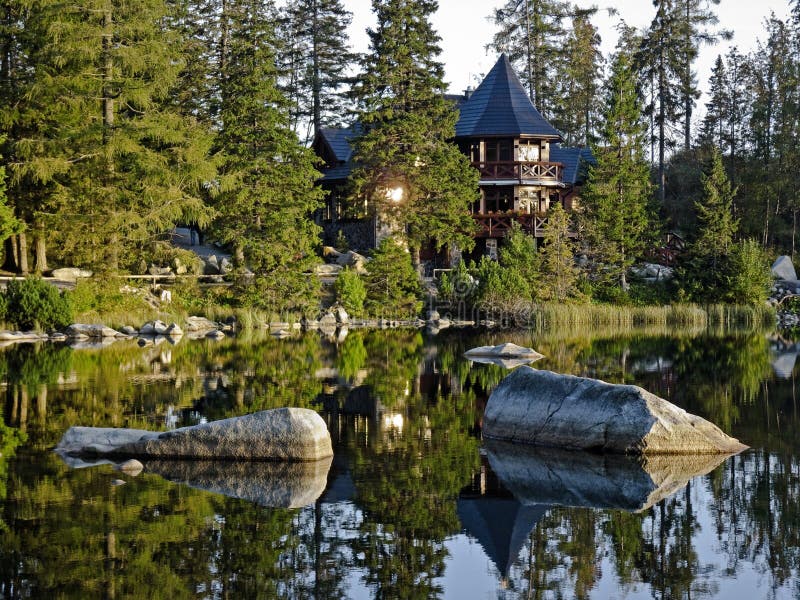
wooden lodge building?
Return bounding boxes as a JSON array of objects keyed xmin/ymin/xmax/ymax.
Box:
[{"xmin": 312, "ymin": 54, "xmax": 593, "ymax": 262}]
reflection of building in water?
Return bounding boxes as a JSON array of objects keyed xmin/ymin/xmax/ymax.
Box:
[{"xmin": 457, "ymin": 455, "xmax": 549, "ymax": 580}]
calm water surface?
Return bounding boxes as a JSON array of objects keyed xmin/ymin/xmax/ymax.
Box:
[{"xmin": 0, "ymin": 328, "xmax": 798, "ymax": 599}]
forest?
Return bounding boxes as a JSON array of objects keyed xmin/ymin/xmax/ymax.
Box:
[{"xmin": 0, "ymin": 0, "xmax": 798, "ymax": 316}]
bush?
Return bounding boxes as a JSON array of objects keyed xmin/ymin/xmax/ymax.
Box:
[
  {"xmin": 335, "ymin": 268, "xmax": 367, "ymax": 316},
  {"xmin": 4, "ymin": 277, "xmax": 73, "ymax": 330}
]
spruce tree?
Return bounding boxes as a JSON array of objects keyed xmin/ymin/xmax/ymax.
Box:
[
  {"xmin": 539, "ymin": 203, "xmax": 578, "ymax": 302},
  {"xmin": 349, "ymin": 0, "xmax": 478, "ymax": 258},
  {"xmin": 4, "ymin": 0, "xmax": 216, "ymax": 272},
  {"xmin": 0, "ymin": 139, "xmax": 22, "ymax": 245},
  {"xmin": 489, "ymin": 0, "xmax": 582, "ymax": 117},
  {"xmin": 581, "ymin": 50, "xmax": 653, "ymax": 292},
  {"xmin": 673, "ymin": 0, "xmax": 730, "ymax": 150},
  {"xmin": 212, "ymin": 0, "xmax": 323, "ymax": 314},
  {"xmin": 281, "ymin": 0, "xmax": 355, "ymax": 144},
  {"xmin": 678, "ymin": 147, "xmax": 738, "ymax": 300},
  {"xmin": 551, "ymin": 12, "xmax": 603, "ymax": 146},
  {"xmin": 639, "ymin": 0, "xmax": 683, "ymax": 206},
  {"xmin": 363, "ymin": 238, "xmax": 422, "ymax": 317}
]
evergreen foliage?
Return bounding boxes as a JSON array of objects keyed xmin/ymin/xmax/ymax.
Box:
[
  {"xmin": 0, "ymin": 140, "xmax": 22, "ymax": 245},
  {"xmin": 281, "ymin": 0, "xmax": 355, "ymax": 143},
  {"xmin": 552, "ymin": 12, "xmax": 603, "ymax": 145},
  {"xmin": 3, "ymin": 0, "xmax": 217, "ymax": 273},
  {"xmin": 363, "ymin": 238, "xmax": 422, "ymax": 317},
  {"xmin": 3, "ymin": 277, "xmax": 73, "ymax": 330},
  {"xmin": 539, "ymin": 203, "xmax": 580, "ymax": 302},
  {"xmin": 349, "ymin": 0, "xmax": 478, "ymax": 257},
  {"xmin": 677, "ymin": 148, "xmax": 738, "ymax": 301},
  {"xmin": 581, "ymin": 51, "xmax": 653, "ymax": 291},
  {"xmin": 335, "ymin": 267, "xmax": 367, "ymax": 316},
  {"xmin": 211, "ymin": 0, "xmax": 323, "ymax": 314}
]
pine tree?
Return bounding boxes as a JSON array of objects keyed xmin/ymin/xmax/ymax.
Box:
[
  {"xmin": 489, "ymin": 0, "xmax": 594, "ymax": 118},
  {"xmin": 212, "ymin": 0, "xmax": 323, "ymax": 314},
  {"xmin": 581, "ymin": 50, "xmax": 653, "ymax": 292},
  {"xmin": 639, "ymin": 0, "xmax": 683, "ymax": 206},
  {"xmin": 552, "ymin": 13, "xmax": 603, "ymax": 146},
  {"xmin": 539, "ymin": 203, "xmax": 578, "ymax": 302},
  {"xmin": 3, "ymin": 0, "xmax": 216, "ymax": 272},
  {"xmin": 281, "ymin": 0, "xmax": 355, "ymax": 144},
  {"xmin": 673, "ymin": 0, "xmax": 730, "ymax": 150},
  {"xmin": 349, "ymin": 0, "xmax": 478, "ymax": 258}
]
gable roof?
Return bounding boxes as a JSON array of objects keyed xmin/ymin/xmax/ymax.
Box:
[
  {"xmin": 550, "ymin": 144, "xmax": 595, "ymax": 185},
  {"xmin": 317, "ymin": 126, "xmax": 359, "ymax": 164},
  {"xmin": 455, "ymin": 54, "xmax": 562, "ymax": 140}
]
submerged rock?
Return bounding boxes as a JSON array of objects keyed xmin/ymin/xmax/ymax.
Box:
[
  {"xmin": 65, "ymin": 324, "xmax": 123, "ymax": 339},
  {"xmin": 483, "ymin": 367, "xmax": 747, "ymax": 454},
  {"xmin": 55, "ymin": 407, "xmax": 333, "ymax": 462}
]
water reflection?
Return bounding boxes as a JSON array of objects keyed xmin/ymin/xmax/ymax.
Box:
[{"xmin": 1, "ymin": 328, "xmax": 800, "ymax": 598}]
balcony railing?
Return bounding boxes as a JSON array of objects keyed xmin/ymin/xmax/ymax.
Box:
[
  {"xmin": 472, "ymin": 212, "xmax": 578, "ymax": 239},
  {"xmin": 473, "ymin": 160, "xmax": 564, "ymax": 182}
]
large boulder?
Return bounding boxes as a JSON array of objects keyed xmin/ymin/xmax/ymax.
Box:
[
  {"xmin": 55, "ymin": 407, "xmax": 332, "ymax": 462},
  {"xmin": 65, "ymin": 324, "xmax": 123, "ymax": 339},
  {"xmin": 50, "ymin": 267, "xmax": 93, "ymax": 281},
  {"xmin": 483, "ymin": 367, "xmax": 747, "ymax": 454},
  {"xmin": 772, "ymin": 255, "xmax": 797, "ymax": 281}
]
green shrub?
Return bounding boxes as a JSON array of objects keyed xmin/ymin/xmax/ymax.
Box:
[
  {"xmin": 335, "ymin": 268, "xmax": 367, "ymax": 316},
  {"xmin": 364, "ymin": 239, "xmax": 422, "ymax": 318},
  {"xmin": 4, "ymin": 277, "xmax": 73, "ymax": 330}
]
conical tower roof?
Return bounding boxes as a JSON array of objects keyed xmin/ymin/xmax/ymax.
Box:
[{"xmin": 455, "ymin": 54, "xmax": 562, "ymax": 139}]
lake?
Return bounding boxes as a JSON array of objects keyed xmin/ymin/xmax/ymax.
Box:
[{"xmin": 1, "ymin": 327, "xmax": 798, "ymax": 599}]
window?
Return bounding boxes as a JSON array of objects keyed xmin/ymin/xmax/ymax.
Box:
[
  {"xmin": 518, "ymin": 142, "xmax": 540, "ymax": 162},
  {"xmin": 485, "ymin": 139, "xmax": 513, "ymax": 162},
  {"xmin": 484, "ymin": 187, "xmax": 514, "ymax": 213}
]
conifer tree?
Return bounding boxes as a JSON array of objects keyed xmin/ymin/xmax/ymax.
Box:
[
  {"xmin": 539, "ymin": 203, "xmax": 578, "ymax": 302},
  {"xmin": 673, "ymin": 0, "xmax": 730, "ymax": 150},
  {"xmin": 3, "ymin": 0, "xmax": 216, "ymax": 272},
  {"xmin": 363, "ymin": 238, "xmax": 422, "ymax": 317},
  {"xmin": 281, "ymin": 0, "xmax": 355, "ymax": 144},
  {"xmin": 489, "ymin": 0, "xmax": 581, "ymax": 117},
  {"xmin": 678, "ymin": 148, "xmax": 738, "ymax": 299},
  {"xmin": 581, "ymin": 50, "xmax": 653, "ymax": 292},
  {"xmin": 639, "ymin": 0, "xmax": 683, "ymax": 206},
  {"xmin": 349, "ymin": 0, "xmax": 478, "ymax": 258},
  {"xmin": 696, "ymin": 55, "xmax": 726, "ymax": 149},
  {"xmin": 212, "ymin": 0, "xmax": 323, "ymax": 314},
  {"xmin": 553, "ymin": 13, "xmax": 603, "ymax": 146},
  {"xmin": 0, "ymin": 140, "xmax": 22, "ymax": 245}
]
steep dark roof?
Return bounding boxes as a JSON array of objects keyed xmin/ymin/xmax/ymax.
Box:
[
  {"xmin": 455, "ymin": 54, "xmax": 562, "ymax": 140},
  {"xmin": 550, "ymin": 144, "xmax": 595, "ymax": 185},
  {"xmin": 318, "ymin": 126, "xmax": 359, "ymax": 163}
]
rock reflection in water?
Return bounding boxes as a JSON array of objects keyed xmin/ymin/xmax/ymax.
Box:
[
  {"xmin": 484, "ymin": 440, "xmax": 736, "ymax": 512},
  {"xmin": 143, "ymin": 457, "xmax": 332, "ymax": 508}
]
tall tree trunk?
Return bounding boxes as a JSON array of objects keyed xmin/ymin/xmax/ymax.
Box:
[
  {"xmin": 311, "ymin": 0, "xmax": 321, "ymax": 139},
  {"xmin": 18, "ymin": 231, "xmax": 29, "ymax": 275},
  {"xmin": 34, "ymin": 227, "xmax": 48, "ymax": 273}
]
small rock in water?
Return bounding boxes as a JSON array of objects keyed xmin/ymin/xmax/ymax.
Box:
[{"xmin": 116, "ymin": 459, "xmax": 144, "ymax": 476}]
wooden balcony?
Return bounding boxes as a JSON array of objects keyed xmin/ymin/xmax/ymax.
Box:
[
  {"xmin": 472, "ymin": 212, "xmax": 578, "ymax": 239},
  {"xmin": 473, "ymin": 160, "xmax": 564, "ymax": 182}
]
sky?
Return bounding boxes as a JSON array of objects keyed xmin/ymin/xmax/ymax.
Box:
[{"xmin": 342, "ymin": 0, "xmax": 794, "ymax": 113}]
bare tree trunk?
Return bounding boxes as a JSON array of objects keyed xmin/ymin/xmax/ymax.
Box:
[
  {"xmin": 18, "ymin": 231, "xmax": 29, "ymax": 275},
  {"xmin": 34, "ymin": 228, "xmax": 48, "ymax": 273}
]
